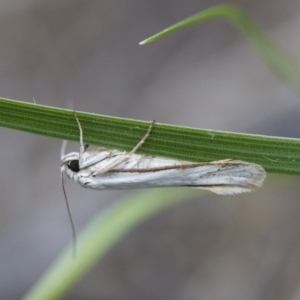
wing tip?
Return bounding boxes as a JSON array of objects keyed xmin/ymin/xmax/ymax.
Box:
[{"xmin": 195, "ymin": 163, "xmax": 267, "ymax": 195}]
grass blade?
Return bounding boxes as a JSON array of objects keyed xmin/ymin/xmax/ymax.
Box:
[
  {"xmin": 22, "ymin": 189, "xmax": 200, "ymax": 300},
  {"xmin": 1, "ymin": 97, "xmax": 300, "ymax": 174},
  {"xmin": 140, "ymin": 4, "xmax": 300, "ymax": 93}
]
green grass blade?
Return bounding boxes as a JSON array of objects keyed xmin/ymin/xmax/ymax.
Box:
[
  {"xmin": 140, "ymin": 4, "xmax": 300, "ymax": 93},
  {"xmin": 1, "ymin": 97, "xmax": 300, "ymax": 174},
  {"xmin": 22, "ymin": 188, "xmax": 200, "ymax": 300}
]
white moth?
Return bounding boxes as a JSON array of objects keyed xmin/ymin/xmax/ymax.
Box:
[
  {"xmin": 60, "ymin": 113, "xmax": 266, "ymax": 253},
  {"xmin": 61, "ymin": 115, "xmax": 266, "ymax": 194}
]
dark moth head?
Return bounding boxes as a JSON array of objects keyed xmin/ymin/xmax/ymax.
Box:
[{"xmin": 67, "ymin": 160, "xmax": 80, "ymax": 172}]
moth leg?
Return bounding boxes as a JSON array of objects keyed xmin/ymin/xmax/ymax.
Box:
[
  {"xmin": 128, "ymin": 120, "xmax": 155, "ymax": 155},
  {"xmin": 60, "ymin": 140, "xmax": 68, "ymax": 159},
  {"xmin": 92, "ymin": 120, "xmax": 155, "ymax": 175},
  {"xmin": 74, "ymin": 111, "xmax": 87, "ymax": 168}
]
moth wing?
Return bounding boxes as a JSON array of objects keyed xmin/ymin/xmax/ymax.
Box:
[
  {"xmin": 192, "ymin": 161, "xmax": 266, "ymax": 195},
  {"xmin": 195, "ymin": 186, "xmax": 256, "ymax": 195},
  {"xmin": 80, "ymin": 149, "xmax": 113, "ymax": 169}
]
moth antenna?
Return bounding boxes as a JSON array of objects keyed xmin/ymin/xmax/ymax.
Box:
[{"xmin": 61, "ymin": 172, "xmax": 77, "ymax": 258}]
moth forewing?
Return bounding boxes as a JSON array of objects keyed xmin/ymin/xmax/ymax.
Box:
[{"xmin": 62, "ymin": 155, "xmax": 265, "ymax": 194}]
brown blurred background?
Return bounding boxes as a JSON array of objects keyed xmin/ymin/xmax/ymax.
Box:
[{"xmin": 1, "ymin": 1, "xmax": 300, "ymax": 299}]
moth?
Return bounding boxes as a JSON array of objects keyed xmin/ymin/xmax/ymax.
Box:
[
  {"xmin": 60, "ymin": 113, "xmax": 266, "ymax": 252},
  {"xmin": 61, "ymin": 114, "xmax": 266, "ymax": 194}
]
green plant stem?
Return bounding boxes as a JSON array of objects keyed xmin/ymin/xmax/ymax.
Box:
[{"xmin": 1, "ymin": 97, "xmax": 300, "ymax": 174}]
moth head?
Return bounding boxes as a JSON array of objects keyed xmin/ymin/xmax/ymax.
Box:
[{"xmin": 61, "ymin": 152, "xmax": 80, "ymax": 173}]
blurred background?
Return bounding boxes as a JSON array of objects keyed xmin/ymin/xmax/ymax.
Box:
[{"xmin": 1, "ymin": 0, "xmax": 300, "ymax": 299}]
